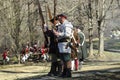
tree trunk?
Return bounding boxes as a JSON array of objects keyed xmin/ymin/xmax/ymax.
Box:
[
  {"xmin": 28, "ymin": 1, "xmax": 34, "ymax": 44},
  {"xmin": 88, "ymin": 27, "xmax": 93, "ymax": 57},
  {"xmin": 13, "ymin": 0, "xmax": 21, "ymax": 64},
  {"xmin": 98, "ymin": 21, "xmax": 105, "ymax": 56},
  {"xmin": 97, "ymin": 0, "xmax": 105, "ymax": 57},
  {"xmin": 88, "ymin": 0, "xmax": 94, "ymax": 58}
]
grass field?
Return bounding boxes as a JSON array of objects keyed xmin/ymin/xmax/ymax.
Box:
[
  {"xmin": 91, "ymin": 38, "xmax": 120, "ymax": 50},
  {"xmin": 92, "ymin": 50, "xmax": 120, "ymax": 61}
]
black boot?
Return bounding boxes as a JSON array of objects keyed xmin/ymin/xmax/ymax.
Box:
[
  {"xmin": 57, "ymin": 61, "xmax": 62, "ymax": 76},
  {"xmin": 59, "ymin": 68, "xmax": 67, "ymax": 77},
  {"xmin": 47, "ymin": 62, "xmax": 56, "ymax": 76},
  {"xmin": 65, "ymin": 68, "xmax": 72, "ymax": 77},
  {"xmin": 53, "ymin": 62, "xmax": 58, "ymax": 76}
]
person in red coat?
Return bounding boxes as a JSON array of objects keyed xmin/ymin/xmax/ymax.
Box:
[
  {"xmin": 2, "ymin": 48, "xmax": 10, "ymax": 63},
  {"xmin": 46, "ymin": 17, "xmax": 62, "ymax": 76}
]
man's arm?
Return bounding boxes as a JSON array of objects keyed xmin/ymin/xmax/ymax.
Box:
[{"xmin": 79, "ymin": 32, "xmax": 85, "ymax": 46}]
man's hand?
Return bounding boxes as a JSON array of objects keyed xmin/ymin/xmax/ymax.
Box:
[
  {"xmin": 75, "ymin": 43, "xmax": 79, "ymax": 47},
  {"xmin": 43, "ymin": 24, "xmax": 48, "ymax": 32},
  {"xmin": 53, "ymin": 29, "xmax": 59, "ymax": 36}
]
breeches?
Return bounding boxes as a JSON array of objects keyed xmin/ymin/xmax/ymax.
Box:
[
  {"xmin": 4, "ymin": 56, "xmax": 9, "ymax": 62},
  {"xmin": 60, "ymin": 53, "xmax": 71, "ymax": 62},
  {"xmin": 60, "ymin": 53, "xmax": 71, "ymax": 68}
]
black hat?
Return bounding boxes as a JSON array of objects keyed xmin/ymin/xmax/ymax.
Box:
[{"xmin": 50, "ymin": 16, "xmax": 58, "ymax": 23}]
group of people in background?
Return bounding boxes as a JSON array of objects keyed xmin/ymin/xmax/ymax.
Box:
[
  {"xmin": 20, "ymin": 42, "xmax": 49, "ymax": 63},
  {"xmin": 44, "ymin": 14, "xmax": 88, "ymax": 78},
  {"xmin": 2, "ymin": 42, "xmax": 49, "ymax": 64}
]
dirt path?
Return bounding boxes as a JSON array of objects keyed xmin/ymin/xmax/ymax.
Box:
[
  {"xmin": 0, "ymin": 63, "xmax": 50, "ymax": 80},
  {"xmin": 0, "ymin": 62, "xmax": 120, "ymax": 80}
]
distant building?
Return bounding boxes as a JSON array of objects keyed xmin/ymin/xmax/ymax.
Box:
[{"xmin": 110, "ymin": 29, "xmax": 120, "ymax": 39}]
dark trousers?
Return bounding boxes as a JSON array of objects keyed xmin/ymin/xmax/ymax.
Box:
[{"xmin": 49, "ymin": 61, "xmax": 62, "ymax": 76}]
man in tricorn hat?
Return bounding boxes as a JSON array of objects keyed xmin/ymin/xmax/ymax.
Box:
[
  {"xmin": 53, "ymin": 14, "xmax": 73, "ymax": 77},
  {"xmin": 45, "ymin": 17, "xmax": 62, "ymax": 76}
]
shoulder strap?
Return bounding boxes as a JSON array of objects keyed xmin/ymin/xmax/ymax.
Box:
[{"xmin": 71, "ymin": 30, "xmax": 77, "ymax": 44}]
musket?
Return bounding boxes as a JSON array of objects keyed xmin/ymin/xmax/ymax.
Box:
[
  {"xmin": 53, "ymin": 0, "xmax": 57, "ymax": 26},
  {"xmin": 47, "ymin": 0, "xmax": 58, "ymax": 43},
  {"xmin": 36, "ymin": 0, "xmax": 48, "ymax": 47},
  {"xmin": 47, "ymin": 4, "xmax": 52, "ymax": 20},
  {"xmin": 47, "ymin": 0, "xmax": 57, "ymax": 29}
]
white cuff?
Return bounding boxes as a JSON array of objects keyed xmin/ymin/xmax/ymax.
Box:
[{"xmin": 79, "ymin": 44, "xmax": 82, "ymax": 46}]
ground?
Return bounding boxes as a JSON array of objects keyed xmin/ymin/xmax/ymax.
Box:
[{"xmin": 0, "ymin": 61, "xmax": 120, "ymax": 80}]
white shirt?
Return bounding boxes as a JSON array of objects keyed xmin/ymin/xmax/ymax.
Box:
[{"xmin": 57, "ymin": 20, "xmax": 73, "ymax": 40}]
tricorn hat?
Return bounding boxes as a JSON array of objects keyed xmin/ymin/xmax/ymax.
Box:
[{"xmin": 57, "ymin": 14, "xmax": 67, "ymax": 19}]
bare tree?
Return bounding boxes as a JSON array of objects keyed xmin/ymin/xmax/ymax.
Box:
[
  {"xmin": 117, "ymin": 0, "xmax": 120, "ymax": 8},
  {"xmin": 10, "ymin": 0, "xmax": 22, "ymax": 63},
  {"xmin": 27, "ymin": 0, "xmax": 39, "ymax": 45},
  {"xmin": 87, "ymin": 0, "xmax": 94, "ymax": 57},
  {"xmin": 0, "ymin": 0, "xmax": 12, "ymax": 50},
  {"xmin": 95, "ymin": 0, "xmax": 113, "ymax": 56}
]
